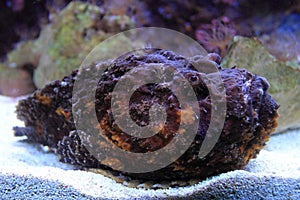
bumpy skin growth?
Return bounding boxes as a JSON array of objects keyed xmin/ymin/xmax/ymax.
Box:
[{"xmin": 15, "ymin": 49, "xmax": 278, "ymax": 182}]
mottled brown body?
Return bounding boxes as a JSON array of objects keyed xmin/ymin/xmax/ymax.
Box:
[{"xmin": 14, "ymin": 49, "xmax": 278, "ymax": 183}]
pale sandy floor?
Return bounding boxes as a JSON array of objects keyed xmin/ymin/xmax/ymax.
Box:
[{"xmin": 0, "ymin": 95, "xmax": 299, "ymax": 199}]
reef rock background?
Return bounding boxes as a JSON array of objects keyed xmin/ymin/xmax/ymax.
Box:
[{"xmin": 0, "ymin": 0, "xmax": 299, "ymax": 132}]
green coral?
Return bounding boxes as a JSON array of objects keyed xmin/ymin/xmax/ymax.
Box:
[
  {"xmin": 222, "ymin": 36, "xmax": 300, "ymax": 133},
  {"xmin": 7, "ymin": 41, "xmax": 40, "ymax": 68},
  {"xmin": 6, "ymin": 1, "xmax": 135, "ymax": 88}
]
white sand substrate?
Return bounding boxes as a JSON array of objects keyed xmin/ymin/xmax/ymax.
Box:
[{"xmin": 0, "ymin": 95, "xmax": 299, "ymax": 199}]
